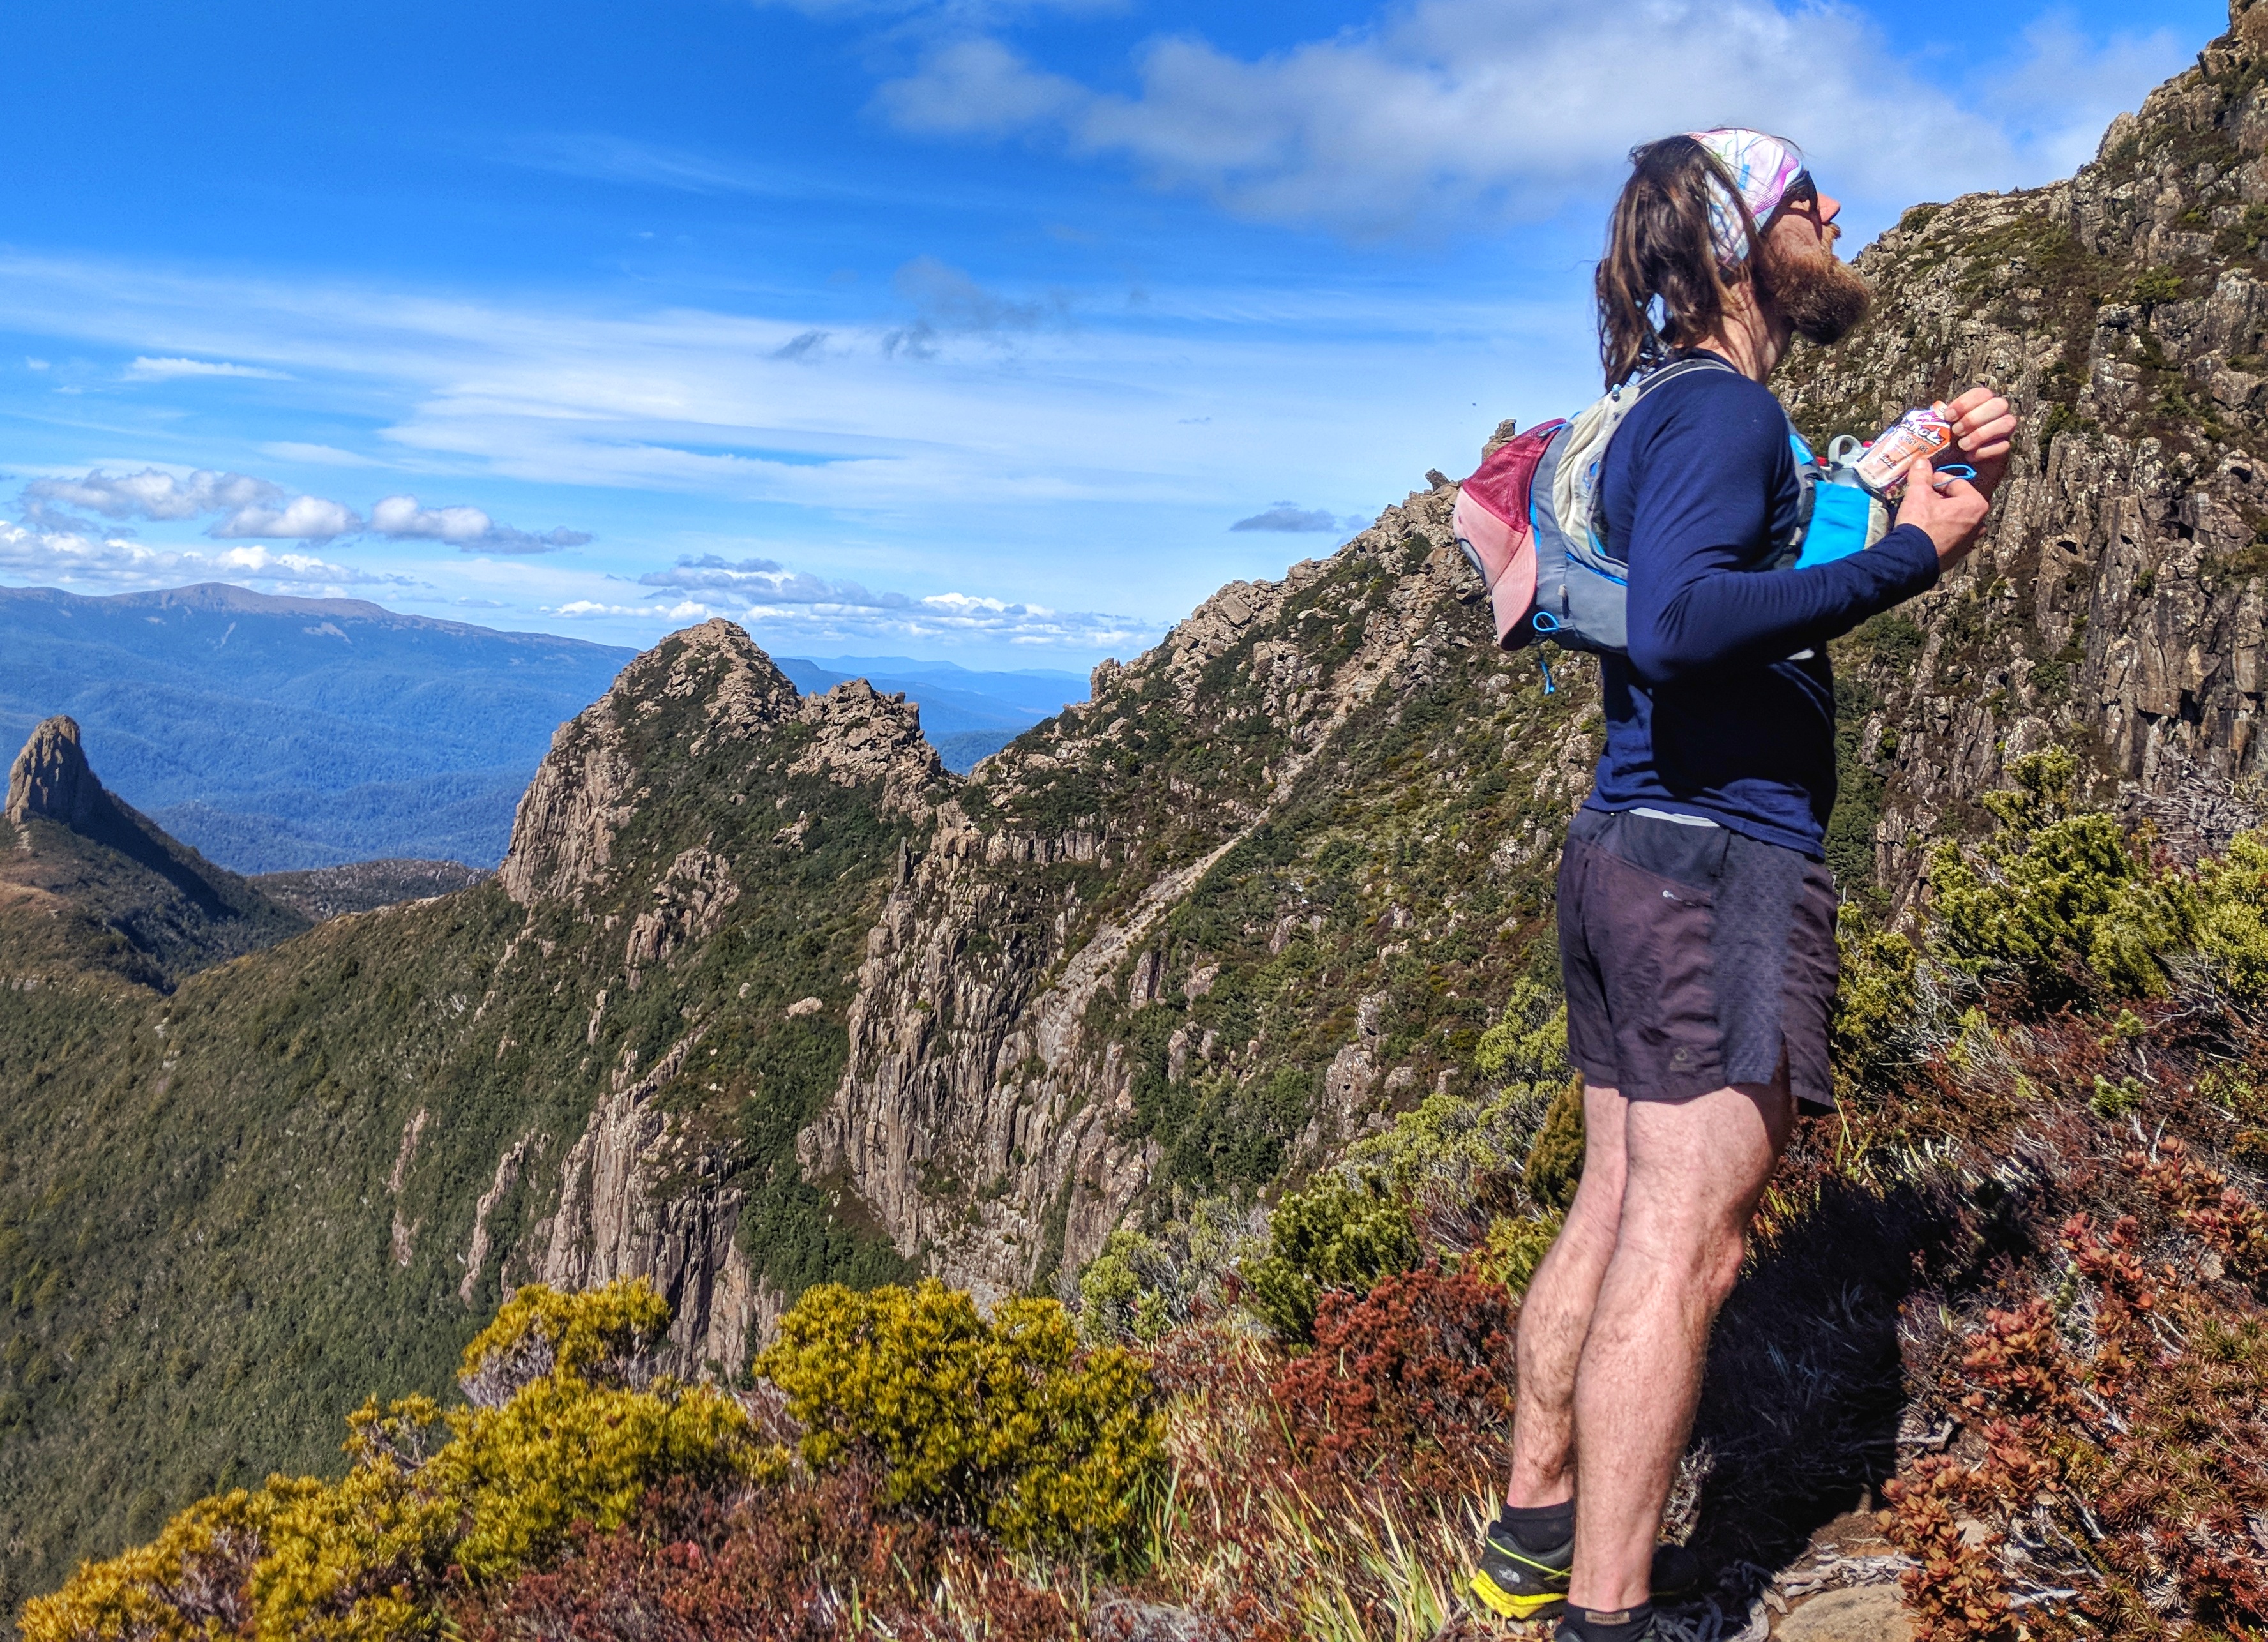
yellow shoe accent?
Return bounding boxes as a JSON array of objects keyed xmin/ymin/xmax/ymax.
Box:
[{"xmin": 1469, "ymin": 1567, "xmax": 1568, "ymax": 1622}]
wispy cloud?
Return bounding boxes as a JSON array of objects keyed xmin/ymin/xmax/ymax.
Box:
[
  {"xmin": 370, "ymin": 495, "xmax": 592, "ymax": 554},
  {"xmin": 262, "ymin": 441, "xmax": 387, "ymax": 467},
  {"xmin": 616, "ymin": 552, "xmax": 1152, "ymax": 649},
  {"xmin": 870, "ymin": 0, "xmax": 2191, "ymax": 236},
  {"xmin": 1230, "ymin": 501, "xmax": 1348, "ymax": 532},
  {"xmin": 503, "ymin": 133, "xmax": 789, "ymax": 196},
  {"xmin": 126, "ymin": 354, "xmax": 293, "ymax": 381}
]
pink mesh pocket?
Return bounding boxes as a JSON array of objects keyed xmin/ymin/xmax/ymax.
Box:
[{"xmin": 1453, "ymin": 484, "xmax": 1537, "ymax": 647}]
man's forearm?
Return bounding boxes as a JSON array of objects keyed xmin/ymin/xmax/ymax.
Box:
[{"xmin": 1626, "ymin": 523, "xmax": 1939, "ymax": 682}]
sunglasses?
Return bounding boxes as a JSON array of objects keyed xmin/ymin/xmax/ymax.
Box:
[{"xmin": 1776, "ymin": 170, "xmax": 1821, "ymax": 217}]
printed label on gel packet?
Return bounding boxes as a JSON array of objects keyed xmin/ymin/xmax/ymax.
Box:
[{"xmin": 1854, "ymin": 409, "xmax": 1954, "ymax": 500}]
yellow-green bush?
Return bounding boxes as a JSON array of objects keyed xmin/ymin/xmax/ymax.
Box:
[
  {"xmin": 1927, "ymin": 750, "xmax": 2196, "ymax": 1001},
  {"xmin": 1830, "ymin": 904, "xmax": 1919, "ymax": 1092},
  {"xmin": 1473, "ymin": 1210, "xmax": 1562, "ymax": 1293},
  {"xmin": 24, "ymin": 1279, "xmax": 773, "ymax": 1642},
  {"xmin": 1241, "ymin": 1173, "xmax": 1418, "ymax": 1341},
  {"xmin": 1918, "ymin": 750, "xmax": 2268, "ymax": 1011},
  {"xmin": 758, "ymin": 1278, "xmax": 1163, "ymax": 1555},
  {"xmin": 2195, "ymin": 829, "xmax": 2268, "ymax": 1000},
  {"xmin": 1472, "ymin": 975, "xmax": 1573, "ymax": 1085},
  {"xmin": 1077, "ymin": 1196, "xmax": 1258, "ymax": 1346},
  {"xmin": 1521, "ymin": 1077, "xmax": 1587, "ymax": 1212},
  {"xmin": 19, "ymin": 1484, "xmax": 293, "ymax": 1641}
]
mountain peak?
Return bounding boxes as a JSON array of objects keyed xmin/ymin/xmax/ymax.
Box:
[
  {"xmin": 6, "ymin": 714, "xmax": 106, "ymax": 831},
  {"xmin": 499, "ymin": 619, "xmax": 946, "ymax": 907},
  {"xmin": 2, "ymin": 715, "xmax": 307, "ymax": 986}
]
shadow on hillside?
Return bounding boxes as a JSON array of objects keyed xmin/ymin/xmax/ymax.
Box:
[{"xmin": 1682, "ymin": 1160, "xmax": 1989, "ymax": 1574}]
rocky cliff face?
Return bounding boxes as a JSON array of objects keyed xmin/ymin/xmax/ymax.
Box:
[
  {"xmin": 1778, "ymin": 0, "xmax": 2268, "ymax": 898},
  {"xmin": 466, "ymin": 619, "xmax": 949, "ymax": 1369},
  {"xmin": 797, "ymin": 493, "xmax": 1593, "ymax": 1301}
]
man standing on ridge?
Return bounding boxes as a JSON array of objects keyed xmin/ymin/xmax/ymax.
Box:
[{"xmin": 1467, "ymin": 132, "xmax": 2016, "ymax": 1642}]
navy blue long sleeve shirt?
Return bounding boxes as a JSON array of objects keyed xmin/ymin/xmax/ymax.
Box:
[{"xmin": 1583, "ymin": 352, "xmax": 1941, "ymax": 859}]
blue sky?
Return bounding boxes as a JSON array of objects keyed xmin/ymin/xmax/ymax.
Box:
[{"xmin": 0, "ymin": 0, "xmax": 2225, "ymax": 670}]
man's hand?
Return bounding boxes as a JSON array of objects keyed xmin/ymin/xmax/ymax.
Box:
[
  {"xmin": 1933, "ymin": 386, "xmax": 2018, "ymax": 498},
  {"xmin": 1896, "ymin": 454, "xmax": 1991, "ymax": 568}
]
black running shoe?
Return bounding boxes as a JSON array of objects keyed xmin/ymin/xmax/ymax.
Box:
[
  {"xmin": 1554, "ymin": 1611, "xmax": 1659, "ymax": 1641},
  {"xmin": 1469, "ymin": 1516, "xmax": 1700, "ymax": 1623}
]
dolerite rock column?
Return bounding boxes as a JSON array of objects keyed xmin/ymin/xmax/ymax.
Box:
[{"xmin": 6, "ymin": 716, "xmax": 107, "ymax": 830}]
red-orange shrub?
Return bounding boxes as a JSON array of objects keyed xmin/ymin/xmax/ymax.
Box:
[{"xmin": 1267, "ymin": 1262, "xmax": 1517, "ymax": 1491}]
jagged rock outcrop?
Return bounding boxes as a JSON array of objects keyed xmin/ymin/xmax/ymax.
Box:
[
  {"xmin": 1, "ymin": 714, "xmax": 306, "ymax": 984},
  {"xmin": 1778, "ymin": 0, "xmax": 2268, "ymax": 897},
  {"xmin": 799, "ymin": 486, "xmax": 1598, "ymax": 1299},
  {"xmin": 6, "ymin": 716, "xmax": 107, "ymax": 831},
  {"xmin": 476, "ymin": 617, "xmax": 945, "ymax": 1371}
]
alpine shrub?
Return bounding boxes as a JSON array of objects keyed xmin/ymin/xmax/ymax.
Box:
[
  {"xmin": 1521, "ymin": 1077, "xmax": 1586, "ymax": 1212},
  {"xmin": 1471, "ymin": 975, "xmax": 1572, "ymax": 1085},
  {"xmin": 1240, "ymin": 1173, "xmax": 1417, "ymax": 1342},
  {"xmin": 2195, "ymin": 828, "xmax": 2268, "ymax": 1000},
  {"xmin": 1926, "ymin": 749, "xmax": 2197, "ymax": 1003},
  {"xmin": 453, "ymin": 1473, "xmax": 1078, "ymax": 1642},
  {"xmin": 23, "ymin": 1279, "xmax": 773, "ymax": 1642},
  {"xmin": 1474, "ymin": 1210, "xmax": 1562, "ymax": 1293},
  {"xmin": 756, "ymin": 1279, "xmax": 1164, "ymax": 1556},
  {"xmin": 1830, "ymin": 903, "xmax": 1918, "ymax": 1092},
  {"xmin": 1267, "ymin": 1263, "xmax": 1518, "ymax": 1491},
  {"xmin": 1076, "ymin": 1196, "xmax": 1259, "ymax": 1347}
]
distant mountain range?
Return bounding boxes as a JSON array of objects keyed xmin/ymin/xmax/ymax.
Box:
[
  {"xmin": 0, "ymin": 585, "xmax": 1091, "ymax": 873},
  {"xmin": 771, "ymin": 654, "xmax": 1087, "ymax": 773}
]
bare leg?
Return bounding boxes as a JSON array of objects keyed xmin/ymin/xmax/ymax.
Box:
[
  {"xmin": 1504, "ymin": 1081, "xmax": 1631, "ymax": 1509},
  {"xmin": 1565, "ymin": 1076, "xmax": 1793, "ymax": 1611}
]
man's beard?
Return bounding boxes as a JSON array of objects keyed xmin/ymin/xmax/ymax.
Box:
[{"xmin": 1756, "ymin": 236, "xmax": 1873, "ymax": 345}]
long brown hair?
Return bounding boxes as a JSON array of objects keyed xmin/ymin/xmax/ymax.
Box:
[{"xmin": 1595, "ymin": 135, "xmax": 1764, "ymax": 388}]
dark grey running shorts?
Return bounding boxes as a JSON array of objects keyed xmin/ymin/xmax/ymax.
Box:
[{"xmin": 1557, "ymin": 806, "xmax": 1840, "ymax": 1115}]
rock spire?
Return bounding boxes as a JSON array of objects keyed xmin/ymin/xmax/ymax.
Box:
[{"xmin": 6, "ymin": 716, "xmax": 109, "ymax": 831}]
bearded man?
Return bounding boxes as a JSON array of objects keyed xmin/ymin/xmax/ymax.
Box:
[{"xmin": 1467, "ymin": 132, "xmax": 2018, "ymax": 1642}]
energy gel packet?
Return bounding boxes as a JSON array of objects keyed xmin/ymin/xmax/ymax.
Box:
[{"xmin": 1854, "ymin": 408, "xmax": 1954, "ymax": 500}]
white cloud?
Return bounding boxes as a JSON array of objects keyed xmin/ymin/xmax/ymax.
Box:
[
  {"xmin": 875, "ymin": 37, "xmax": 1085, "ymax": 132},
  {"xmin": 208, "ymin": 494, "xmax": 365, "ymax": 541},
  {"xmin": 872, "ymin": 0, "xmax": 2189, "ymax": 235},
  {"xmin": 0, "ymin": 518, "xmax": 403, "ymax": 589},
  {"xmin": 893, "ymin": 254, "xmax": 1067, "ymax": 333},
  {"xmin": 614, "ymin": 555, "xmax": 1152, "ymax": 649},
  {"xmin": 127, "ymin": 355, "xmax": 292, "ymax": 380},
  {"xmin": 17, "ymin": 466, "xmax": 587, "ymax": 553},
  {"xmin": 637, "ymin": 552, "xmax": 911, "ymax": 606},
  {"xmin": 24, "ymin": 467, "xmax": 283, "ymax": 523},
  {"xmin": 369, "ymin": 494, "xmax": 593, "ymax": 554},
  {"xmin": 20, "ymin": 467, "xmax": 364, "ymax": 542}
]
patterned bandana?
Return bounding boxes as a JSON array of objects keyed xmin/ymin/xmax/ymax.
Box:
[{"xmin": 1686, "ymin": 128, "xmax": 1806, "ymax": 267}]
